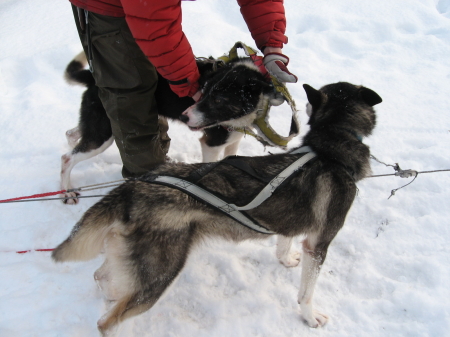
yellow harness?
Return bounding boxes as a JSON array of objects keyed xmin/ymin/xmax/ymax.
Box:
[{"xmin": 217, "ymin": 42, "xmax": 300, "ymax": 148}]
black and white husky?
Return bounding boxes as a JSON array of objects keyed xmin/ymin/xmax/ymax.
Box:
[
  {"xmin": 52, "ymin": 81, "xmax": 382, "ymax": 335},
  {"xmin": 61, "ymin": 52, "xmax": 283, "ymax": 203}
]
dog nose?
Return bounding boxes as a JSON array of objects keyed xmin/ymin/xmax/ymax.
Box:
[
  {"xmin": 180, "ymin": 105, "xmax": 195, "ymax": 124},
  {"xmin": 179, "ymin": 113, "xmax": 189, "ymax": 123}
]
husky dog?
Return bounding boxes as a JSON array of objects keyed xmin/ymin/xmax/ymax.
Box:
[
  {"xmin": 61, "ymin": 52, "xmax": 283, "ymax": 204},
  {"xmin": 52, "ymin": 82, "xmax": 382, "ymax": 335}
]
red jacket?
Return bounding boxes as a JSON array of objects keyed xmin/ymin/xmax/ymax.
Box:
[{"xmin": 70, "ymin": 0, "xmax": 288, "ymax": 97}]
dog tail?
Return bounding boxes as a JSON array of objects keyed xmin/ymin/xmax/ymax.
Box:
[
  {"xmin": 64, "ymin": 51, "xmax": 95, "ymax": 87},
  {"xmin": 52, "ymin": 199, "xmax": 119, "ymax": 262}
]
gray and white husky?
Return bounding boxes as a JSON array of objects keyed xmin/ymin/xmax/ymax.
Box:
[{"xmin": 52, "ymin": 82, "xmax": 382, "ymax": 335}]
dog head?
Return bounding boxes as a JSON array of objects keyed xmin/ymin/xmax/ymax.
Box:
[
  {"xmin": 181, "ymin": 60, "xmax": 284, "ymax": 131},
  {"xmin": 303, "ymin": 82, "xmax": 382, "ymax": 138}
]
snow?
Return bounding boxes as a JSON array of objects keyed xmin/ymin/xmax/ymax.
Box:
[{"xmin": 1, "ymin": 0, "xmax": 450, "ymax": 336}]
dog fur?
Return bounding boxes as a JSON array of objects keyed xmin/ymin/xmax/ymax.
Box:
[
  {"xmin": 52, "ymin": 81, "xmax": 382, "ymax": 335},
  {"xmin": 60, "ymin": 52, "xmax": 283, "ymax": 203}
]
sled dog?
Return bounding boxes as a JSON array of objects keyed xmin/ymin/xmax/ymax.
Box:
[
  {"xmin": 61, "ymin": 52, "xmax": 284, "ymax": 203},
  {"xmin": 53, "ymin": 82, "xmax": 382, "ymax": 335}
]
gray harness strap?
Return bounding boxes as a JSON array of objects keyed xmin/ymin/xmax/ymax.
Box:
[
  {"xmin": 144, "ymin": 146, "xmax": 316, "ymax": 234},
  {"xmin": 151, "ymin": 175, "xmax": 276, "ymax": 234},
  {"xmin": 234, "ymin": 147, "xmax": 315, "ymax": 210}
]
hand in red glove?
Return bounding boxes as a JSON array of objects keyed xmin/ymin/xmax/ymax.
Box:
[{"xmin": 263, "ymin": 47, "xmax": 298, "ymax": 83}]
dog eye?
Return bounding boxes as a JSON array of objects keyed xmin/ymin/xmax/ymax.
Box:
[
  {"xmin": 214, "ymin": 96, "xmax": 229, "ymax": 105},
  {"xmin": 230, "ymin": 105, "xmax": 241, "ymax": 113}
]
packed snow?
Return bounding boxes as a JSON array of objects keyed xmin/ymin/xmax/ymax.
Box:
[{"xmin": 1, "ymin": 0, "xmax": 449, "ymax": 336}]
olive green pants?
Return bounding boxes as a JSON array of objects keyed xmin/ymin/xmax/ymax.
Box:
[{"xmin": 72, "ymin": 6, "xmax": 170, "ymax": 178}]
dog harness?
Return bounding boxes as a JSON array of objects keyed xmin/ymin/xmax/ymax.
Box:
[
  {"xmin": 217, "ymin": 42, "xmax": 300, "ymax": 149},
  {"xmin": 137, "ymin": 146, "xmax": 316, "ymax": 234}
]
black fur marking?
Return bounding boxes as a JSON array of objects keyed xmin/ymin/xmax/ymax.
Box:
[
  {"xmin": 66, "ymin": 61, "xmax": 95, "ymax": 86},
  {"xmin": 202, "ymin": 126, "xmax": 231, "ymax": 147},
  {"xmin": 195, "ymin": 60, "xmax": 274, "ymax": 126},
  {"xmin": 73, "ymin": 85, "xmax": 112, "ymax": 154}
]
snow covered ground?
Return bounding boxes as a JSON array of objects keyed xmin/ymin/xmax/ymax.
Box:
[{"xmin": 1, "ymin": 0, "xmax": 450, "ymax": 336}]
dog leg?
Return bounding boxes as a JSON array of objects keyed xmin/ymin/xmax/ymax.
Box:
[
  {"xmin": 60, "ymin": 136, "xmax": 114, "ymax": 204},
  {"xmin": 297, "ymin": 234, "xmax": 329, "ymax": 328},
  {"xmin": 65, "ymin": 126, "xmax": 81, "ymax": 148},
  {"xmin": 94, "ymin": 260, "xmax": 110, "ymax": 293},
  {"xmin": 200, "ymin": 138, "xmax": 223, "ymax": 162},
  {"xmin": 276, "ymin": 236, "xmax": 301, "ymax": 267},
  {"xmin": 60, "ymin": 151, "xmax": 81, "ymax": 205},
  {"xmin": 94, "ymin": 231, "xmax": 135, "ymax": 302},
  {"xmin": 95, "ymin": 230, "xmax": 137, "ymax": 336},
  {"xmin": 97, "ymin": 222, "xmax": 195, "ymax": 335},
  {"xmin": 97, "ymin": 296, "xmax": 131, "ymax": 337},
  {"xmin": 223, "ymin": 131, "xmax": 244, "ymax": 157},
  {"xmin": 224, "ymin": 131, "xmax": 244, "ymax": 157},
  {"xmin": 200, "ymin": 131, "xmax": 244, "ymax": 162}
]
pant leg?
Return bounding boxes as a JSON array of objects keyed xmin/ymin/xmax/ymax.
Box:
[{"xmin": 71, "ymin": 6, "xmax": 171, "ymax": 178}]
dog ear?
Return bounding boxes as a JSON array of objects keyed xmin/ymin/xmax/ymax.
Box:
[
  {"xmin": 303, "ymin": 84, "xmax": 322, "ymax": 108},
  {"xmin": 359, "ymin": 87, "xmax": 382, "ymax": 106}
]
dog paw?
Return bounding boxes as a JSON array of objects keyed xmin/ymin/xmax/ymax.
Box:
[
  {"xmin": 61, "ymin": 191, "xmax": 80, "ymax": 205},
  {"xmin": 279, "ymin": 251, "xmax": 301, "ymax": 267},
  {"xmin": 302, "ymin": 310, "xmax": 329, "ymax": 328},
  {"xmin": 97, "ymin": 316, "xmax": 119, "ymax": 337}
]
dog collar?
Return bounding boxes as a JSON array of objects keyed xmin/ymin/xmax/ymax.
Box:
[
  {"xmin": 137, "ymin": 146, "xmax": 315, "ymax": 234},
  {"xmin": 338, "ymin": 127, "xmax": 363, "ymax": 142}
]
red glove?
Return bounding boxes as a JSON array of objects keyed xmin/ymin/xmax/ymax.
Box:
[{"xmin": 263, "ymin": 53, "xmax": 298, "ymax": 83}]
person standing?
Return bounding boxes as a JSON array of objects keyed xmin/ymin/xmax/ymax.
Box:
[{"xmin": 69, "ymin": 0, "xmax": 297, "ymax": 178}]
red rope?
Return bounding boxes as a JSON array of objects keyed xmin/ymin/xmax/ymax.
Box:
[
  {"xmin": 1, "ymin": 190, "xmax": 61, "ymax": 253},
  {"xmin": 0, "ymin": 190, "xmax": 66, "ymax": 203},
  {"xmin": 16, "ymin": 248, "xmax": 55, "ymax": 254}
]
